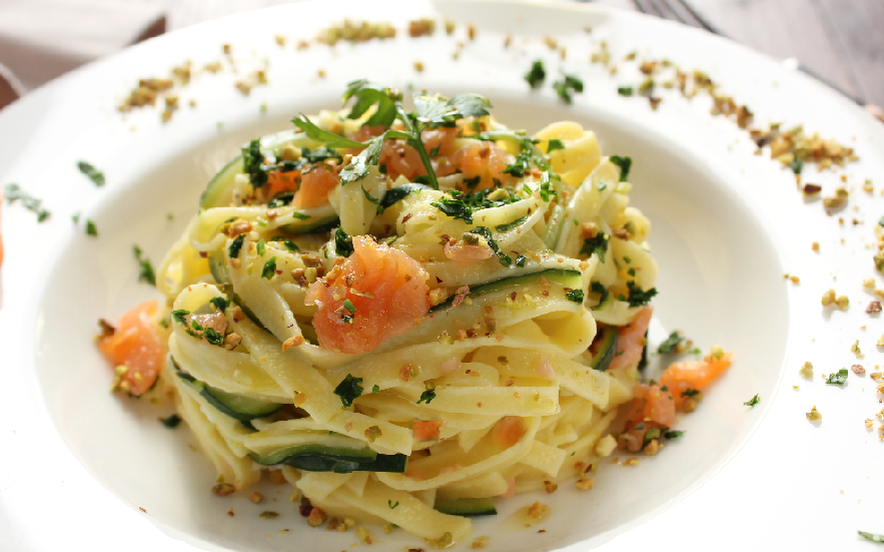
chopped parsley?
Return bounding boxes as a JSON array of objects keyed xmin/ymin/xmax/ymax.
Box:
[
  {"xmin": 228, "ymin": 234, "xmax": 245, "ymax": 258},
  {"xmin": 417, "ymin": 383, "xmax": 437, "ymax": 404},
  {"xmin": 624, "ymin": 281, "xmax": 657, "ymax": 307},
  {"xmin": 515, "ymin": 254, "xmax": 527, "ymax": 268},
  {"xmin": 133, "ymin": 245, "xmax": 156, "ymax": 286},
  {"xmin": 552, "ymin": 73, "xmax": 584, "ymax": 104},
  {"xmin": 825, "ymin": 368, "xmax": 849, "ymax": 386},
  {"xmin": 590, "ymin": 281, "xmax": 609, "ymax": 304},
  {"xmin": 380, "ymin": 183, "xmax": 429, "ymax": 210},
  {"xmin": 789, "ymin": 156, "xmax": 804, "ymax": 175},
  {"xmin": 524, "ymin": 60, "xmax": 546, "ymax": 89},
  {"xmin": 565, "ymin": 289, "xmax": 584, "ymax": 304},
  {"xmin": 3, "ymin": 183, "xmax": 50, "ymax": 222},
  {"xmin": 85, "ymin": 219, "xmax": 98, "ymax": 237},
  {"xmin": 859, "ymin": 531, "xmax": 884, "ymax": 544},
  {"xmin": 372, "ymin": 384, "xmax": 381, "ymax": 394},
  {"xmin": 580, "ymin": 232, "xmax": 609, "ymax": 262},
  {"xmin": 609, "ymin": 155, "xmax": 632, "ymax": 181},
  {"xmin": 682, "ymin": 388, "xmax": 700, "ymax": 398},
  {"xmin": 334, "ymin": 374, "xmax": 363, "ymax": 407},
  {"xmin": 656, "ymin": 330, "xmax": 684, "ymax": 354},
  {"xmin": 547, "ymin": 139, "xmax": 565, "ymax": 152},
  {"xmin": 432, "ymin": 188, "xmax": 519, "ymax": 225},
  {"xmin": 241, "ymin": 139, "xmax": 269, "ymax": 188},
  {"xmin": 77, "ymin": 161, "xmax": 105, "ymax": 187},
  {"xmin": 342, "ymin": 299, "xmax": 357, "ymax": 313},
  {"xmin": 539, "ymin": 171, "xmax": 557, "ymax": 202},
  {"xmin": 467, "ymin": 226, "xmax": 512, "ymax": 266},
  {"xmin": 204, "ymin": 327, "xmax": 225, "ymax": 347},
  {"xmin": 663, "ymin": 430, "xmax": 685, "ymax": 439},
  {"xmin": 256, "ymin": 239, "xmax": 266, "ymax": 256},
  {"xmin": 495, "ymin": 216, "xmax": 527, "ymax": 232},
  {"xmin": 261, "ymin": 257, "xmax": 277, "ymax": 280},
  {"xmin": 388, "ymin": 500, "xmax": 400, "ymax": 510},
  {"xmin": 617, "ymin": 86, "xmax": 634, "ymax": 97},
  {"xmin": 160, "ymin": 414, "xmax": 182, "ymax": 428},
  {"xmin": 282, "ymin": 239, "xmax": 299, "ymax": 251},
  {"xmin": 171, "ymin": 309, "xmax": 189, "ymax": 325},
  {"xmin": 362, "ymin": 186, "xmax": 383, "ymax": 213},
  {"xmin": 335, "ymin": 227, "xmax": 354, "ymax": 257},
  {"xmin": 743, "ymin": 394, "xmax": 761, "ymax": 408},
  {"xmin": 291, "ymin": 211, "xmax": 311, "ymax": 221},
  {"xmin": 210, "ymin": 297, "xmax": 230, "ymax": 311}
]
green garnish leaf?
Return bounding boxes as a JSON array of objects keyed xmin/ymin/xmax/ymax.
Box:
[
  {"xmin": 580, "ymin": 232, "xmax": 609, "ymax": 263},
  {"xmin": 361, "ymin": 186, "xmax": 383, "ymax": 214},
  {"xmin": 160, "ymin": 414, "xmax": 182, "ymax": 428},
  {"xmin": 565, "ymin": 289, "xmax": 584, "ymax": 304},
  {"xmin": 335, "ymin": 227, "xmax": 354, "ymax": 257},
  {"xmin": 617, "ymin": 86, "xmax": 634, "ymax": 97},
  {"xmin": 524, "ymin": 60, "xmax": 546, "ymax": 89},
  {"xmin": 261, "ymin": 257, "xmax": 277, "ymax": 280},
  {"xmin": 85, "ymin": 219, "xmax": 98, "ymax": 237},
  {"xmin": 417, "ymin": 385, "xmax": 437, "ymax": 404},
  {"xmin": 552, "ymin": 73, "xmax": 584, "ymax": 104},
  {"xmin": 539, "ymin": 171, "xmax": 557, "ymax": 202},
  {"xmin": 590, "ymin": 281, "xmax": 609, "ymax": 304},
  {"xmin": 663, "ymin": 430, "xmax": 685, "ymax": 439},
  {"xmin": 547, "ymin": 139, "xmax": 565, "ymax": 152},
  {"xmin": 241, "ymin": 139, "xmax": 269, "ymax": 188},
  {"xmin": 388, "ymin": 500, "xmax": 400, "ymax": 510},
  {"xmin": 291, "ymin": 211, "xmax": 311, "ymax": 221},
  {"xmin": 467, "ymin": 226, "xmax": 512, "ymax": 267},
  {"xmin": 171, "ymin": 309, "xmax": 189, "ymax": 325},
  {"xmin": 495, "ymin": 216, "xmax": 527, "ymax": 232},
  {"xmin": 609, "ymin": 155, "xmax": 632, "ymax": 181},
  {"xmin": 228, "ymin": 234, "xmax": 245, "ymax": 258},
  {"xmin": 342, "ymin": 299, "xmax": 357, "ymax": 313},
  {"xmin": 334, "ymin": 374, "xmax": 364, "ymax": 407},
  {"xmin": 372, "ymin": 385, "xmax": 381, "ymax": 394},
  {"xmin": 204, "ymin": 327, "xmax": 226, "ymax": 346},
  {"xmin": 682, "ymin": 388, "xmax": 700, "ymax": 397},
  {"xmin": 133, "ymin": 245, "xmax": 156, "ymax": 286},
  {"xmin": 340, "ymin": 135, "xmax": 384, "ymax": 185},
  {"xmin": 743, "ymin": 394, "xmax": 760, "ymax": 407},
  {"xmin": 292, "ymin": 114, "xmax": 364, "ymax": 149},
  {"xmin": 859, "ymin": 531, "xmax": 884, "ymax": 544},
  {"xmin": 825, "ymin": 368, "xmax": 849, "ymax": 386},
  {"xmin": 256, "ymin": 239, "xmax": 266, "ymax": 256},
  {"xmin": 77, "ymin": 161, "xmax": 105, "ymax": 187},
  {"xmin": 282, "ymin": 239, "xmax": 299, "ymax": 251},
  {"xmin": 789, "ymin": 156, "xmax": 804, "ymax": 175},
  {"xmin": 656, "ymin": 330, "xmax": 684, "ymax": 354},
  {"xmin": 210, "ymin": 297, "xmax": 230, "ymax": 311},
  {"xmin": 625, "ymin": 281, "xmax": 657, "ymax": 307},
  {"xmin": 3, "ymin": 183, "xmax": 51, "ymax": 222}
]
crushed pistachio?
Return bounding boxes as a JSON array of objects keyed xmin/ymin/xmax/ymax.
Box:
[{"xmin": 806, "ymin": 405, "xmax": 822, "ymax": 422}]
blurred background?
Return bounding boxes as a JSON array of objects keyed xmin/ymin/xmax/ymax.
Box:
[{"xmin": 0, "ymin": 0, "xmax": 881, "ymax": 117}]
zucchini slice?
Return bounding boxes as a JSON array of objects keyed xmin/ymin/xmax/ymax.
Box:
[
  {"xmin": 249, "ymin": 447, "xmax": 407, "ymax": 474},
  {"xmin": 177, "ymin": 372, "xmax": 283, "ymax": 421},
  {"xmin": 429, "ymin": 268, "xmax": 583, "ymax": 313},
  {"xmin": 589, "ymin": 325, "xmax": 619, "ymax": 372},
  {"xmin": 434, "ymin": 497, "xmax": 497, "ymax": 517}
]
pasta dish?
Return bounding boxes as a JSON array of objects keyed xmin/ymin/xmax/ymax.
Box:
[{"xmin": 99, "ymin": 82, "xmax": 669, "ymax": 546}]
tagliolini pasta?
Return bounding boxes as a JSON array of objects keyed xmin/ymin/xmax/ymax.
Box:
[{"xmin": 154, "ymin": 84, "xmax": 657, "ymax": 546}]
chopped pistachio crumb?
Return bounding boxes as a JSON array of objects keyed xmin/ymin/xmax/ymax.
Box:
[
  {"xmin": 799, "ymin": 361, "xmax": 814, "ymax": 379},
  {"xmin": 806, "ymin": 405, "xmax": 822, "ymax": 422}
]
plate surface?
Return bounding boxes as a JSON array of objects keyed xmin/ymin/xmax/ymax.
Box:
[{"xmin": 1, "ymin": 1, "xmax": 883, "ymax": 551}]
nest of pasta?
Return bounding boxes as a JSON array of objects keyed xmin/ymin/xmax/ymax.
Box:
[{"xmin": 149, "ymin": 83, "xmax": 659, "ymax": 545}]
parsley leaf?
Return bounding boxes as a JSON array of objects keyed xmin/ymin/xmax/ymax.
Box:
[
  {"xmin": 590, "ymin": 281, "xmax": 609, "ymax": 304},
  {"xmin": 362, "ymin": 186, "xmax": 383, "ymax": 213},
  {"xmin": 524, "ymin": 60, "xmax": 546, "ymax": 89},
  {"xmin": 565, "ymin": 289, "xmax": 584, "ymax": 303},
  {"xmin": 228, "ymin": 234, "xmax": 245, "ymax": 258},
  {"xmin": 789, "ymin": 156, "xmax": 804, "ymax": 175},
  {"xmin": 467, "ymin": 226, "xmax": 512, "ymax": 266},
  {"xmin": 3, "ymin": 183, "xmax": 50, "ymax": 222},
  {"xmin": 825, "ymin": 368, "xmax": 849, "ymax": 386},
  {"xmin": 133, "ymin": 245, "xmax": 156, "ymax": 286},
  {"xmin": 495, "ymin": 216, "xmax": 527, "ymax": 232},
  {"xmin": 171, "ymin": 309, "xmax": 189, "ymax": 325},
  {"xmin": 388, "ymin": 500, "xmax": 400, "ymax": 510},
  {"xmin": 609, "ymin": 155, "xmax": 632, "ymax": 181},
  {"xmin": 334, "ymin": 374, "xmax": 363, "ymax": 407},
  {"xmin": 204, "ymin": 327, "xmax": 226, "ymax": 346},
  {"xmin": 539, "ymin": 171, "xmax": 557, "ymax": 202},
  {"xmin": 77, "ymin": 161, "xmax": 105, "ymax": 187},
  {"xmin": 160, "ymin": 414, "xmax": 182, "ymax": 428},
  {"xmin": 241, "ymin": 139, "xmax": 269, "ymax": 188},
  {"xmin": 547, "ymin": 139, "xmax": 565, "ymax": 152},
  {"xmin": 417, "ymin": 385, "xmax": 437, "ymax": 404},
  {"xmin": 682, "ymin": 388, "xmax": 700, "ymax": 397},
  {"xmin": 335, "ymin": 227, "xmax": 354, "ymax": 257},
  {"xmin": 339, "ymin": 135, "xmax": 384, "ymax": 185},
  {"xmin": 580, "ymin": 232, "xmax": 609, "ymax": 263},
  {"xmin": 625, "ymin": 281, "xmax": 657, "ymax": 307},
  {"xmin": 859, "ymin": 531, "xmax": 884, "ymax": 544},
  {"xmin": 261, "ymin": 257, "xmax": 277, "ymax": 280},
  {"xmin": 617, "ymin": 86, "xmax": 634, "ymax": 97},
  {"xmin": 552, "ymin": 73, "xmax": 584, "ymax": 104},
  {"xmin": 291, "ymin": 114, "xmax": 364, "ymax": 149},
  {"xmin": 656, "ymin": 330, "xmax": 684, "ymax": 354},
  {"xmin": 342, "ymin": 299, "xmax": 357, "ymax": 313},
  {"xmin": 663, "ymin": 430, "xmax": 685, "ymax": 439},
  {"xmin": 743, "ymin": 394, "xmax": 760, "ymax": 407},
  {"xmin": 85, "ymin": 219, "xmax": 98, "ymax": 237},
  {"xmin": 210, "ymin": 297, "xmax": 230, "ymax": 311},
  {"xmin": 256, "ymin": 239, "xmax": 266, "ymax": 257}
]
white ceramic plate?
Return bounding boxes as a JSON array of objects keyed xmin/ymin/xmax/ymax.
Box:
[{"xmin": 2, "ymin": 1, "xmax": 883, "ymax": 550}]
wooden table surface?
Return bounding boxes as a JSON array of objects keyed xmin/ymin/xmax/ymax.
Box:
[{"xmin": 0, "ymin": 0, "xmax": 881, "ymax": 114}]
